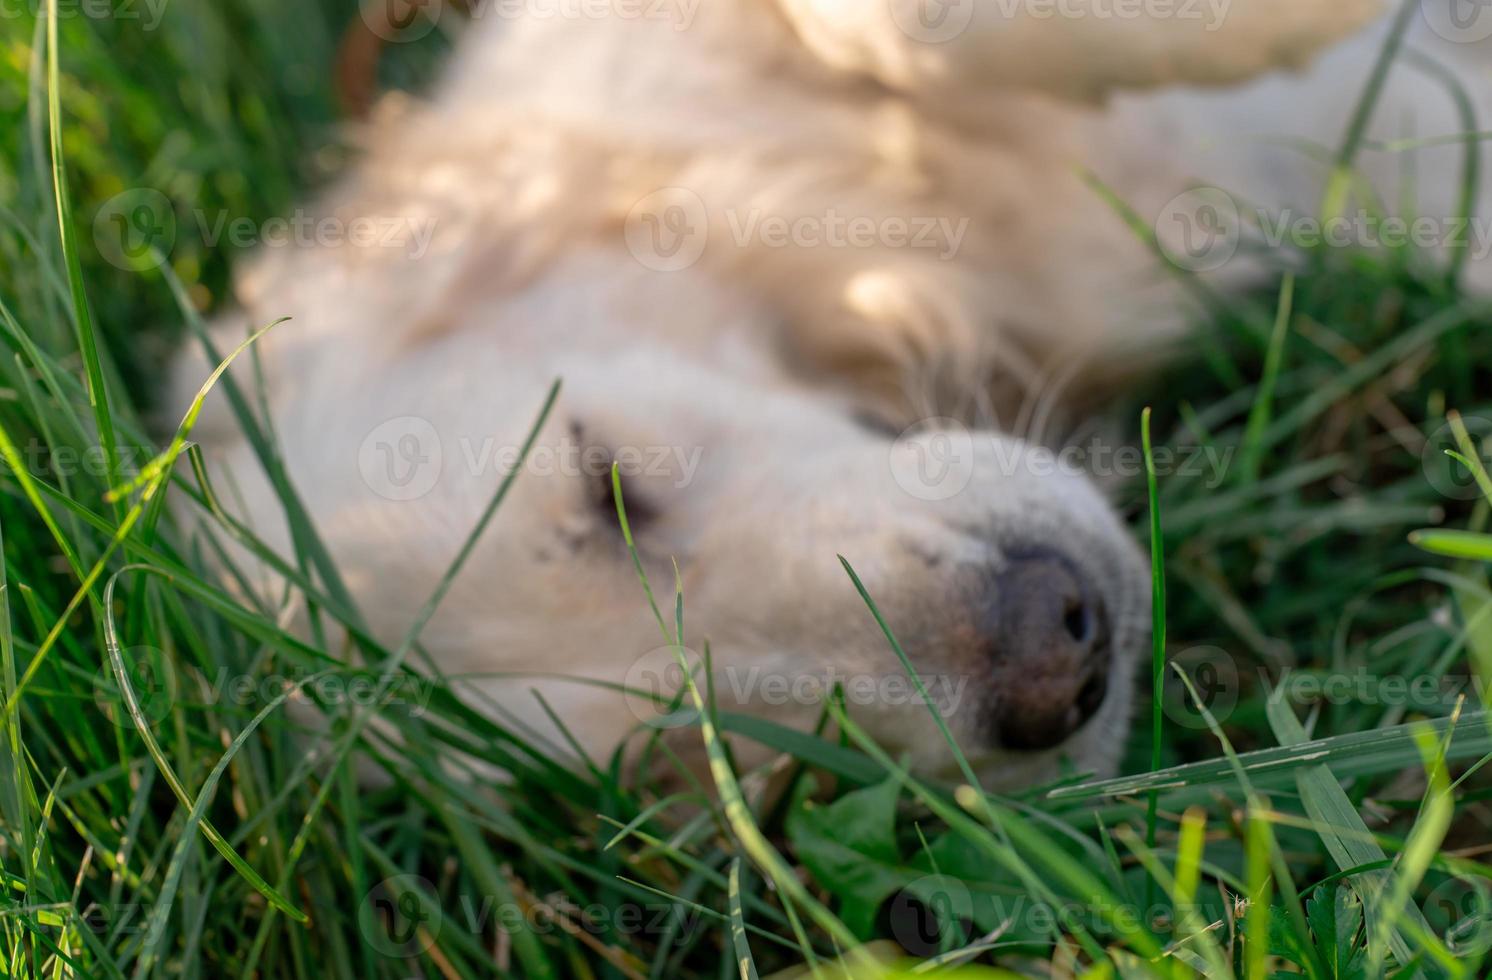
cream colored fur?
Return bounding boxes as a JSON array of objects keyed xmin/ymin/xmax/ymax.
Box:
[{"xmin": 180, "ymin": 0, "xmax": 1492, "ymax": 786}]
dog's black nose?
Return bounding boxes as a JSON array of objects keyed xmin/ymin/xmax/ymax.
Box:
[{"xmin": 990, "ymin": 547, "xmax": 1110, "ymax": 751}]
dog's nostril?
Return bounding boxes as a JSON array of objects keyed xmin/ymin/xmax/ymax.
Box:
[
  {"xmin": 1063, "ymin": 599, "xmax": 1091, "ymax": 644},
  {"xmin": 990, "ymin": 546, "xmax": 1111, "ymax": 752},
  {"xmin": 995, "ymin": 547, "xmax": 1106, "ymax": 651},
  {"xmin": 1077, "ymin": 671, "xmax": 1108, "ymax": 717},
  {"xmin": 996, "ymin": 668, "xmax": 1107, "ymax": 752}
]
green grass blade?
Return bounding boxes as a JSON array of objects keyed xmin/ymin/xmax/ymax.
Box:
[
  {"xmin": 1238, "ymin": 275, "xmax": 1293, "ymax": 484},
  {"xmin": 1320, "ymin": 0, "xmax": 1419, "ymax": 220},
  {"xmin": 1408, "ymin": 530, "xmax": 1492, "ymax": 562},
  {"xmin": 43, "ymin": 0, "xmax": 125, "ymax": 519},
  {"xmin": 728, "ymin": 858, "xmax": 761, "ymax": 980},
  {"xmin": 1141, "ymin": 407, "xmax": 1166, "ymax": 889},
  {"xmin": 1265, "ymin": 690, "xmax": 1427, "ymax": 970}
]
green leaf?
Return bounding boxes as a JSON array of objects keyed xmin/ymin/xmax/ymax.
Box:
[
  {"xmin": 1266, "ymin": 693, "xmax": 1427, "ymax": 970},
  {"xmin": 1307, "ymin": 884, "xmax": 1366, "ymax": 979},
  {"xmin": 786, "ymin": 776, "xmax": 905, "ymax": 938}
]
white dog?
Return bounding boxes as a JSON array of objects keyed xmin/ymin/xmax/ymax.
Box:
[{"xmin": 181, "ymin": 0, "xmax": 1488, "ymax": 787}]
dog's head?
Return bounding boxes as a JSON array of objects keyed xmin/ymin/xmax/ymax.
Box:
[{"xmin": 337, "ymin": 261, "xmax": 1149, "ymax": 789}]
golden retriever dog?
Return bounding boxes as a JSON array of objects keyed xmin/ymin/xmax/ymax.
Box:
[{"xmin": 180, "ymin": 0, "xmax": 1487, "ymax": 787}]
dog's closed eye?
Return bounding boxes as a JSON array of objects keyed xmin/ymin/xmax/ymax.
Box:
[
  {"xmin": 852, "ymin": 408, "xmax": 901, "ymax": 439},
  {"xmin": 587, "ymin": 464, "xmax": 659, "ymax": 531},
  {"xmin": 572, "ymin": 422, "xmax": 660, "ymax": 532}
]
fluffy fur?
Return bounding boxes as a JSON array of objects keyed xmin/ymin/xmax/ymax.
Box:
[{"xmin": 181, "ymin": 0, "xmax": 1488, "ymax": 785}]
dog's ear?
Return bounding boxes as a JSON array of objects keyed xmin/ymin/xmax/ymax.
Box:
[{"xmin": 772, "ymin": 0, "xmax": 1386, "ymax": 103}]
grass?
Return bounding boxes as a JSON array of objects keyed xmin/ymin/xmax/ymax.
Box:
[{"xmin": 2, "ymin": 2, "xmax": 1492, "ymax": 977}]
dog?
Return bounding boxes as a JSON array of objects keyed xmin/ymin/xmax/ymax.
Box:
[{"xmin": 178, "ymin": 0, "xmax": 1488, "ymax": 788}]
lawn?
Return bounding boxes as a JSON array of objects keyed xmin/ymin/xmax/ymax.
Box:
[{"xmin": 1, "ymin": 2, "xmax": 1490, "ymax": 978}]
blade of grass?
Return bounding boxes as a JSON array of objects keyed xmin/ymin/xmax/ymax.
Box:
[
  {"xmin": 612, "ymin": 465, "xmax": 871, "ymax": 975},
  {"xmin": 1264, "ymin": 688, "xmax": 1427, "ymax": 969},
  {"xmin": 1243, "ymin": 809, "xmax": 1270, "ymax": 980},
  {"xmin": 43, "ymin": 0, "xmax": 125, "ymax": 521},
  {"xmin": 727, "ymin": 858, "xmax": 761, "ymax": 980},
  {"xmin": 2, "ymin": 321, "xmax": 277, "ymax": 715},
  {"xmin": 1050, "ymin": 711, "xmax": 1492, "ymax": 801},
  {"xmin": 1238, "ymin": 275, "xmax": 1293, "ymax": 484},
  {"xmin": 1142, "ymin": 407, "xmax": 1166, "ymax": 915},
  {"xmin": 1320, "ymin": 0, "xmax": 1419, "ymax": 220},
  {"xmin": 1408, "ymin": 530, "xmax": 1492, "ymax": 562},
  {"xmin": 126, "ymin": 674, "xmax": 319, "ymax": 977},
  {"xmin": 1172, "ymin": 665, "xmax": 1325, "ymax": 980}
]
